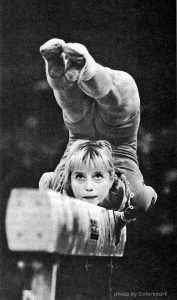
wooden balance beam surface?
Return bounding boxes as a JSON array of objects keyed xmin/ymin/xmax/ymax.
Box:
[{"xmin": 5, "ymin": 189, "xmax": 126, "ymax": 257}]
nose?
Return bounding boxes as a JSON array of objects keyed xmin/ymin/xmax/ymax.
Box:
[{"xmin": 85, "ymin": 178, "xmax": 93, "ymax": 191}]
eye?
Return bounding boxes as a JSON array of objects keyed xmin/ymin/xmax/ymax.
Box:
[
  {"xmin": 75, "ymin": 173, "xmax": 85, "ymax": 180},
  {"xmin": 94, "ymin": 172, "xmax": 103, "ymax": 180}
]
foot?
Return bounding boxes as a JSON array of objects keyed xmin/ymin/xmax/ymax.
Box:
[
  {"xmin": 40, "ymin": 39, "xmax": 95, "ymax": 82},
  {"xmin": 40, "ymin": 38, "xmax": 66, "ymax": 78},
  {"xmin": 63, "ymin": 43, "xmax": 87, "ymax": 82}
]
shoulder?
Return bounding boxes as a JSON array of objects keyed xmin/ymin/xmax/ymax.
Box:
[{"xmin": 39, "ymin": 172, "xmax": 53, "ymax": 190}]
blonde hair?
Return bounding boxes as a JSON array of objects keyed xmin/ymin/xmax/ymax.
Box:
[{"xmin": 61, "ymin": 139, "xmax": 115, "ymax": 196}]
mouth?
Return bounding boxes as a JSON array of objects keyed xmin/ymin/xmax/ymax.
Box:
[{"xmin": 82, "ymin": 196, "xmax": 97, "ymax": 200}]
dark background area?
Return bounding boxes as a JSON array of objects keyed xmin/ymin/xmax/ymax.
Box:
[{"xmin": 0, "ymin": 0, "xmax": 176, "ymax": 299}]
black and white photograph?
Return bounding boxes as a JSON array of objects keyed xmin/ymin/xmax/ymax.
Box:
[{"xmin": 0, "ymin": 1, "xmax": 176, "ymax": 299}]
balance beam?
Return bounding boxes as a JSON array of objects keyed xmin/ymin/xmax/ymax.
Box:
[{"xmin": 5, "ymin": 189, "xmax": 126, "ymax": 257}]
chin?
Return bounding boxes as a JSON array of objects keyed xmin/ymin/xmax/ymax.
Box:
[{"xmin": 81, "ymin": 197, "xmax": 100, "ymax": 205}]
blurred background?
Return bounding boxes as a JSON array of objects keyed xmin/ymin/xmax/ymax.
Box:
[{"xmin": 0, "ymin": 0, "xmax": 176, "ymax": 299}]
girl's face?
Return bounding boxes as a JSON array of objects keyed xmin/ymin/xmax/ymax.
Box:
[{"xmin": 71, "ymin": 165, "xmax": 114, "ymax": 205}]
